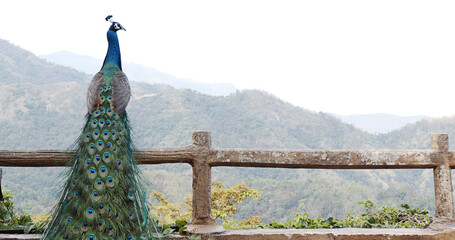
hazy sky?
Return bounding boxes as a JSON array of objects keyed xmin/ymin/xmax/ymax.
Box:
[{"xmin": 2, "ymin": 0, "xmax": 455, "ymax": 117}]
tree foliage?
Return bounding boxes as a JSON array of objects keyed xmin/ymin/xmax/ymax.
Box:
[
  {"xmin": 150, "ymin": 181, "xmax": 261, "ymax": 225},
  {"xmin": 211, "ymin": 181, "xmax": 261, "ymax": 221},
  {"xmin": 0, "ymin": 190, "xmax": 33, "ymax": 229}
]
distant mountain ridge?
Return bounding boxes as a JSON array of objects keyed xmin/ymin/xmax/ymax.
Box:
[
  {"xmin": 0, "ymin": 40, "xmax": 88, "ymax": 85},
  {"xmin": 337, "ymin": 113, "xmax": 431, "ymax": 134},
  {"xmin": 40, "ymin": 52, "xmax": 432, "ymax": 134},
  {"xmin": 40, "ymin": 51, "xmax": 237, "ymax": 96}
]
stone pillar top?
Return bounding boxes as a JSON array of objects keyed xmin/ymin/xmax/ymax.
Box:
[
  {"xmin": 431, "ymin": 134, "xmax": 449, "ymax": 152},
  {"xmin": 192, "ymin": 131, "xmax": 212, "ymax": 149}
]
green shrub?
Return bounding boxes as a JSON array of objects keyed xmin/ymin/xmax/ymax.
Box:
[
  {"xmin": 260, "ymin": 200, "xmax": 431, "ymax": 229},
  {"xmin": 0, "ymin": 190, "xmax": 33, "ymax": 229}
]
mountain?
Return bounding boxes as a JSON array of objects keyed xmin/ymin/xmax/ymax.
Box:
[
  {"xmin": 40, "ymin": 51, "xmax": 237, "ymax": 96},
  {"xmin": 0, "ymin": 42, "xmax": 87, "ymax": 85},
  {"xmin": 337, "ymin": 113, "xmax": 430, "ymax": 134},
  {"xmin": 0, "ymin": 39, "xmax": 440, "ymax": 222},
  {"xmin": 380, "ymin": 116, "xmax": 455, "ymax": 149}
]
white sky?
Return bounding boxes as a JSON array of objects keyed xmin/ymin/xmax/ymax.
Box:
[{"xmin": 2, "ymin": 0, "xmax": 455, "ymax": 117}]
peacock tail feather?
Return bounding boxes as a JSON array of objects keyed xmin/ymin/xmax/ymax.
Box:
[{"xmin": 42, "ymin": 17, "xmax": 162, "ymax": 240}]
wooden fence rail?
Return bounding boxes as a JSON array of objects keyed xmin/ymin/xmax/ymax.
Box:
[{"xmin": 0, "ymin": 132, "xmax": 454, "ymax": 235}]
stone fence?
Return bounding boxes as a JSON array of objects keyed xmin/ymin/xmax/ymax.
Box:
[{"xmin": 1, "ymin": 132, "xmax": 455, "ymax": 239}]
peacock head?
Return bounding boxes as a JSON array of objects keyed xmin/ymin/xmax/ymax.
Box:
[{"xmin": 106, "ymin": 15, "xmax": 126, "ymax": 32}]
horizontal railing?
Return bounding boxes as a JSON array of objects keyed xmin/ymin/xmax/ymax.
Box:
[{"xmin": 0, "ymin": 132, "xmax": 454, "ymax": 234}]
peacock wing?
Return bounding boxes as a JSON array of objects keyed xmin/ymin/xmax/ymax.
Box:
[
  {"xmin": 87, "ymin": 72, "xmax": 104, "ymax": 113},
  {"xmin": 112, "ymin": 72, "xmax": 131, "ymax": 114}
]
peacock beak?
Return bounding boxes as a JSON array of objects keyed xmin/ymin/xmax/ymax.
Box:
[{"xmin": 114, "ymin": 23, "xmax": 126, "ymax": 31}]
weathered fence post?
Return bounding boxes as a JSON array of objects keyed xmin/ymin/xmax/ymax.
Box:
[
  {"xmin": 185, "ymin": 131, "xmax": 225, "ymax": 234},
  {"xmin": 0, "ymin": 168, "xmax": 3, "ymax": 201},
  {"xmin": 431, "ymin": 134, "xmax": 454, "ymax": 219}
]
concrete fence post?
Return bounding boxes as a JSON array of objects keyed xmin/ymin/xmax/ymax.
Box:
[
  {"xmin": 431, "ymin": 134, "xmax": 455, "ymax": 219},
  {"xmin": 185, "ymin": 131, "xmax": 225, "ymax": 234}
]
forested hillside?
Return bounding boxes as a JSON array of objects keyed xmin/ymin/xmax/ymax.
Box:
[{"xmin": 0, "ymin": 38, "xmax": 449, "ymax": 221}]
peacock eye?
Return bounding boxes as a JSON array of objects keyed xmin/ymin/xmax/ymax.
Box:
[
  {"xmin": 92, "ymin": 120, "xmax": 97, "ymax": 124},
  {"xmin": 67, "ymin": 217, "xmax": 72, "ymax": 222},
  {"xmin": 93, "ymin": 192, "xmax": 98, "ymax": 196},
  {"xmin": 104, "ymin": 153, "xmax": 110, "ymax": 158},
  {"xmin": 99, "ymin": 221, "xmax": 103, "ymax": 226},
  {"xmin": 117, "ymin": 161, "xmax": 122, "ymax": 165},
  {"xmin": 83, "ymin": 222, "xmax": 88, "ymax": 226},
  {"xmin": 90, "ymin": 144, "xmax": 95, "ymax": 149},
  {"xmin": 109, "ymin": 226, "xmax": 113, "ymax": 230},
  {"xmin": 96, "ymin": 156, "xmax": 101, "ymax": 161},
  {"xmin": 94, "ymin": 131, "xmax": 99, "ymax": 135},
  {"xmin": 97, "ymin": 180, "xmax": 102, "ymax": 184},
  {"xmin": 108, "ymin": 178, "xmax": 113, "ymax": 183},
  {"xmin": 103, "ymin": 131, "xmax": 108, "ymax": 136},
  {"xmin": 88, "ymin": 210, "xmax": 93, "ymax": 214},
  {"xmin": 100, "ymin": 96, "xmax": 105, "ymax": 100},
  {"xmin": 100, "ymin": 204, "xmax": 104, "ymax": 209},
  {"xmin": 101, "ymin": 168, "xmax": 106, "ymax": 172},
  {"xmin": 86, "ymin": 134, "xmax": 90, "ymax": 138},
  {"xmin": 90, "ymin": 169, "xmax": 95, "ymax": 173}
]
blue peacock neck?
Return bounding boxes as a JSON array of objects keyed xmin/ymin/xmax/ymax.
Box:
[{"xmin": 102, "ymin": 29, "xmax": 122, "ymax": 72}]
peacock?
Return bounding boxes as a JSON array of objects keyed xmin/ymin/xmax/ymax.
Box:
[{"xmin": 42, "ymin": 16, "xmax": 162, "ymax": 240}]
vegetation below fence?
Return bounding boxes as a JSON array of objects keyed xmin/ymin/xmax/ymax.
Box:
[
  {"xmin": 0, "ymin": 183, "xmax": 432, "ymax": 235},
  {"xmin": 151, "ymin": 182, "xmax": 432, "ymax": 234}
]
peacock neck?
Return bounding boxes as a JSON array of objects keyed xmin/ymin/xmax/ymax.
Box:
[{"xmin": 102, "ymin": 30, "xmax": 122, "ymax": 71}]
